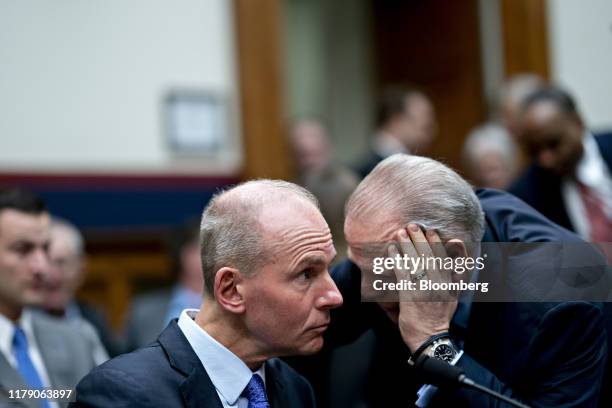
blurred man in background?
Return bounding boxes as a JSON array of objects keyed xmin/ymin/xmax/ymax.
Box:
[
  {"xmin": 357, "ymin": 87, "xmax": 438, "ymax": 178},
  {"xmin": 0, "ymin": 188, "xmax": 105, "ymax": 408},
  {"xmin": 290, "ymin": 118, "xmax": 358, "ymax": 258},
  {"xmin": 496, "ymin": 73, "xmax": 544, "ymax": 139},
  {"xmin": 510, "ymin": 87, "xmax": 612, "ymax": 245},
  {"xmin": 126, "ymin": 217, "xmax": 203, "ymax": 350},
  {"xmin": 461, "ymin": 123, "xmax": 518, "ymax": 190},
  {"xmin": 44, "ymin": 217, "xmax": 120, "ymax": 357}
]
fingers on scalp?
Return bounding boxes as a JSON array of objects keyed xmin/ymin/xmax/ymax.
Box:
[
  {"xmin": 407, "ymin": 223, "xmax": 433, "ymax": 257},
  {"xmin": 397, "ymin": 228, "xmax": 418, "ymax": 259},
  {"xmin": 427, "ymin": 229, "xmax": 447, "ymax": 258}
]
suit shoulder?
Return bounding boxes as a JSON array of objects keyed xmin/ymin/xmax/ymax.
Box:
[
  {"xmin": 74, "ymin": 348, "xmax": 165, "ymax": 407},
  {"xmin": 92, "ymin": 343, "xmax": 167, "ymax": 377}
]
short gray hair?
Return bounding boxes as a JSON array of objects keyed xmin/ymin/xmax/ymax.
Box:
[
  {"xmin": 200, "ymin": 179, "xmax": 318, "ymax": 296},
  {"xmin": 462, "ymin": 123, "xmax": 518, "ymax": 173},
  {"xmin": 346, "ymin": 154, "xmax": 484, "ymax": 252},
  {"xmin": 50, "ymin": 217, "xmax": 85, "ymax": 258}
]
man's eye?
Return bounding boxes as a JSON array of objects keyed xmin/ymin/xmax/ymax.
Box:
[
  {"xmin": 300, "ymin": 268, "xmax": 313, "ymax": 280},
  {"xmin": 12, "ymin": 244, "xmax": 33, "ymax": 256}
]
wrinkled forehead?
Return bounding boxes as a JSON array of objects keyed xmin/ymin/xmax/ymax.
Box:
[{"xmin": 260, "ymin": 200, "xmax": 334, "ymax": 257}]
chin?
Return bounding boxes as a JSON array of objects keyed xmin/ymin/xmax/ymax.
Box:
[{"xmin": 297, "ymin": 335, "xmax": 325, "ymax": 355}]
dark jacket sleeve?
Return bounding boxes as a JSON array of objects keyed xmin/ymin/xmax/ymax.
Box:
[
  {"xmin": 71, "ymin": 367, "xmax": 154, "ymax": 408},
  {"xmin": 435, "ymin": 302, "xmax": 607, "ymax": 407}
]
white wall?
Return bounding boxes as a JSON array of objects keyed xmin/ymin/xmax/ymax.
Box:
[
  {"xmin": 548, "ymin": 0, "xmax": 612, "ymax": 132},
  {"xmin": 0, "ymin": 0, "xmax": 241, "ymax": 174}
]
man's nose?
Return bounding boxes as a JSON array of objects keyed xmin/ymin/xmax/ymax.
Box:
[
  {"xmin": 538, "ymin": 149, "xmax": 556, "ymax": 169},
  {"xmin": 315, "ymin": 273, "xmax": 343, "ymax": 310},
  {"xmin": 29, "ymin": 248, "xmax": 49, "ymax": 276}
]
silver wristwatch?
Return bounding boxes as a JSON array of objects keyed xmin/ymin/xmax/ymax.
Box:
[{"xmin": 426, "ymin": 337, "xmax": 458, "ymax": 363}]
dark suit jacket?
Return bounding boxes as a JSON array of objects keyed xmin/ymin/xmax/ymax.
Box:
[
  {"xmin": 356, "ymin": 151, "xmax": 385, "ymax": 179},
  {"xmin": 318, "ymin": 189, "xmax": 607, "ymax": 407},
  {"xmin": 71, "ymin": 321, "xmax": 315, "ymax": 408},
  {"xmin": 510, "ymin": 132, "xmax": 612, "ymax": 232}
]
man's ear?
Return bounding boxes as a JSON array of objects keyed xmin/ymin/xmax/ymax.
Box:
[
  {"xmin": 445, "ymin": 239, "xmax": 467, "ymax": 258},
  {"xmin": 214, "ymin": 267, "xmax": 246, "ymax": 314},
  {"xmin": 445, "ymin": 239, "xmax": 468, "ymax": 284}
]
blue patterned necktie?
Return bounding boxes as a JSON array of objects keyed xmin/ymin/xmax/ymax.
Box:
[
  {"xmin": 12, "ymin": 327, "xmax": 51, "ymax": 408},
  {"xmin": 241, "ymin": 374, "xmax": 270, "ymax": 408}
]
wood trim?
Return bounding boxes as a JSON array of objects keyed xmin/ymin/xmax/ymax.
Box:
[
  {"xmin": 500, "ymin": 0, "xmax": 550, "ymax": 79},
  {"xmin": 234, "ymin": 0, "xmax": 291, "ymax": 180}
]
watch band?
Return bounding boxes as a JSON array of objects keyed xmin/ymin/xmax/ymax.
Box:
[{"xmin": 407, "ymin": 332, "xmax": 450, "ymax": 366}]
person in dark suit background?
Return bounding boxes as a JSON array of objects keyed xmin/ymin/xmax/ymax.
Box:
[
  {"xmin": 510, "ymin": 86, "xmax": 612, "ymax": 246},
  {"xmin": 43, "ymin": 217, "xmax": 121, "ymax": 358},
  {"xmin": 125, "ymin": 217, "xmax": 203, "ymax": 351},
  {"xmin": 307, "ymin": 154, "xmax": 607, "ymax": 407},
  {"xmin": 357, "ymin": 87, "xmax": 438, "ymax": 178},
  {"xmin": 0, "ymin": 188, "xmax": 106, "ymax": 408},
  {"xmin": 73, "ymin": 180, "xmax": 344, "ymax": 407}
]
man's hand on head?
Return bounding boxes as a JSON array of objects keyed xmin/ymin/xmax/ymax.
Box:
[{"xmin": 388, "ymin": 224, "xmax": 458, "ymax": 353}]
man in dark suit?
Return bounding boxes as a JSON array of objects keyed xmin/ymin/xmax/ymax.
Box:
[
  {"xmin": 317, "ymin": 154, "xmax": 607, "ymax": 407},
  {"xmin": 510, "ymin": 86, "xmax": 612, "ymax": 244},
  {"xmin": 357, "ymin": 87, "xmax": 438, "ymax": 178},
  {"xmin": 73, "ymin": 180, "xmax": 344, "ymax": 407}
]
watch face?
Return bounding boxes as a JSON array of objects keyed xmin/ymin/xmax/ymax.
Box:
[{"xmin": 433, "ymin": 344, "xmax": 456, "ymax": 362}]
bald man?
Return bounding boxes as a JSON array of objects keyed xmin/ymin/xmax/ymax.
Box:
[{"xmin": 74, "ymin": 180, "xmax": 343, "ymax": 408}]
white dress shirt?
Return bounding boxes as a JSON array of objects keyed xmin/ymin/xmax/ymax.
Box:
[
  {"xmin": 562, "ymin": 132, "xmax": 612, "ymax": 239},
  {"xmin": 0, "ymin": 309, "xmax": 59, "ymax": 408},
  {"xmin": 177, "ymin": 309, "xmax": 266, "ymax": 408}
]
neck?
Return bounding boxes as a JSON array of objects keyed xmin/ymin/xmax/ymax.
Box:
[
  {"xmin": 0, "ymin": 302, "xmax": 22, "ymax": 322},
  {"xmin": 45, "ymin": 306, "xmax": 67, "ymax": 317},
  {"xmin": 195, "ymin": 298, "xmax": 271, "ymax": 371}
]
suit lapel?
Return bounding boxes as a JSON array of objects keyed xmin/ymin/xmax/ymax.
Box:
[
  {"xmin": 265, "ymin": 361, "xmax": 288, "ymax": 408},
  {"xmin": 30, "ymin": 313, "xmax": 72, "ymax": 391},
  {"xmin": 158, "ymin": 321, "xmax": 224, "ymax": 408},
  {"xmin": 179, "ymin": 369, "xmax": 224, "ymax": 408},
  {"xmin": 0, "ymin": 353, "xmax": 40, "ymax": 408}
]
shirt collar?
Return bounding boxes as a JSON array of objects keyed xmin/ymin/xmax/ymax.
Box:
[
  {"xmin": 0, "ymin": 309, "xmax": 36, "ymax": 358},
  {"xmin": 574, "ymin": 132, "xmax": 609, "ymax": 187},
  {"xmin": 177, "ymin": 309, "xmax": 265, "ymax": 405}
]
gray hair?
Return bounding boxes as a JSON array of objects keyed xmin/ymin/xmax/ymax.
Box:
[
  {"xmin": 462, "ymin": 123, "xmax": 518, "ymax": 173},
  {"xmin": 200, "ymin": 179, "xmax": 318, "ymax": 296},
  {"xmin": 346, "ymin": 154, "xmax": 484, "ymax": 252},
  {"xmin": 50, "ymin": 217, "xmax": 85, "ymax": 258}
]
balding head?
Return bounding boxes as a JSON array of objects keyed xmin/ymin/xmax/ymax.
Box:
[{"xmin": 200, "ymin": 180, "xmax": 319, "ymax": 296}]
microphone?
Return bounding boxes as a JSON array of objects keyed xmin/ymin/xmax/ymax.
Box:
[{"xmin": 415, "ymin": 356, "xmax": 531, "ymax": 408}]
